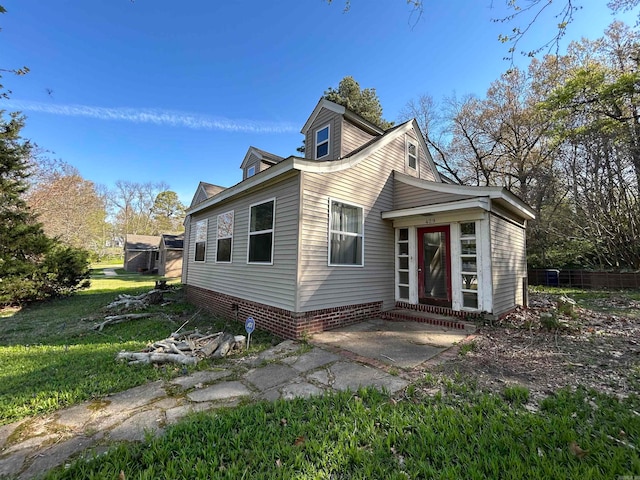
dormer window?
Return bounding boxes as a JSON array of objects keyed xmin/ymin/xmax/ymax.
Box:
[
  {"xmin": 247, "ymin": 165, "xmax": 256, "ymax": 177},
  {"xmin": 315, "ymin": 125, "xmax": 330, "ymax": 159}
]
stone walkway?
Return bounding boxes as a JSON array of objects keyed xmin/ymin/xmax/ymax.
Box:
[
  {"xmin": 103, "ymin": 268, "xmax": 117, "ymax": 277},
  {"xmin": 0, "ymin": 340, "xmax": 410, "ymax": 479}
]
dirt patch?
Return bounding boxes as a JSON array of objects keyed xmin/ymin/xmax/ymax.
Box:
[{"xmin": 432, "ymin": 292, "xmax": 640, "ymax": 403}]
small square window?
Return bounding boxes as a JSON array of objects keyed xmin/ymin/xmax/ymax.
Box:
[
  {"xmin": 315, "ymin": 125, "xmax": 330, "ymax": 159},
  {"xmin": 247, "ymin": 165, "xmax": 256, "ymax": 178}
]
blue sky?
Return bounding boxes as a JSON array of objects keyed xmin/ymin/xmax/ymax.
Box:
[{"xmin": 2, "ymin": 1, "xmax": 636, "ymax": 205}]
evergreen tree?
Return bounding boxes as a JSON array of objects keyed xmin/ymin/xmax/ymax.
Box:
[
  {"xmin": 323, "ymin": 76, "xmax": 394, "ymax": 129},
  {"xmin": 0, "ymin": 111, "xmax": 90, "ymax": 305}
]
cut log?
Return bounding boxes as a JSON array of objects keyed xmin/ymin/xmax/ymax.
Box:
[
  {"xmin": 116, "ymin": 351, "xmax": 198, "ymax": 365},
  {"xmin": 211, "ymin": 332, "xmax": 237, "ymax": 358},
  {"xmin": 94, "ymin": 313, "xmax": 153, "ymax": 331}
]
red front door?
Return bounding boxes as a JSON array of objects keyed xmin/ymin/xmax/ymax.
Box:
[{"xmin": 417, "ymin": 226, "xmax": 452, "ymax": 307}]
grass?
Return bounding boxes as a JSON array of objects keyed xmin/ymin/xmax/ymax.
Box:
[
  {"xmin": 530, "ymin": 286, "xmax": 640, "ymax": 319},
  {"xmin": 44, "ymin": 386, "xmax": 640, "ymax": 479},
  {"xmin": 0, "ymin": 268, "xmax": 277, "ymax": 425}
]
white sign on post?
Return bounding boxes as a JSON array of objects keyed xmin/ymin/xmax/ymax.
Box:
[{"xmin": 245, "ymin": 316, "xmax": 255, "ymax": 349}]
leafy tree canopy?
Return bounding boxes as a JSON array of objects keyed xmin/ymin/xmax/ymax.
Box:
[{"xmin": 323, "ymin": 76, "xmax": 394, "ymax": 130}]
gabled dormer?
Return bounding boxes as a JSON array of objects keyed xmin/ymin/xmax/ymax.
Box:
[
  {"xmin": 190, "ymin": 181, "xmax": 226, "ymax": 208},
  {"xmin": 240, "ymin": 146, "xmax": 284, "ymax": 180},
  {"xmin": 300, "ymin": 98, "xmax": 385, "ymax": 161}
]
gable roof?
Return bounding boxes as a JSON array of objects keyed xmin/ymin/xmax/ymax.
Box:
[
  {"xmin": 240, "ymin": 146, "xmax": 285, "ymax": 169},
  {"xmin": 200, "ymin": 182, "xmax": 226, "ymax": 197},
  {"xmin": 125, "ymin": 234, "xmax": 161, "ymax": 250},
  {"xmin": 301, "ymin": 98, "xmax": 385, "ymax": 137},
  {"xmin": 187, "ymin": 119, "xmax": 440, "ymax": 215},
  {"xmin": 190, "ymin": 181, "xmax": 227, "ymax": 208},
  {"xmin": 161, "ymin": 233, "xmax": 184, "ymax": 249}
]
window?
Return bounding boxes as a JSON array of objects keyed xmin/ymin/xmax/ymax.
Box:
[
  {"xmin": 194, "ymin": 219, "xmax": 207, "ymax": 262},
  {"xmin": 460, "ymin": 222, "xmax": 478, "ymax": 309},
  {"xmin": 407, "ymin": 139, "xmax": 418, "ymax": 170},
  {"xmin": 247, "ymin": 165, "xmax": 256, "ymax": 178},
  {"xmin": 216, "ymin": 211, "xmax": 234, "ymax": 263},
  {"xmin": 396, "ymin": 228, "xmax": 410, "ymax": 300},
  {"xmin": 329, "ymin": 199, "xmax": 364, "ymax": 266},
  {"xmin": 248, "ymin": 199, "xmax": 275, "ymax": 263},
  {"xmin": 315, "ymin": 124, "xmax": 330, "ymax": 159}
]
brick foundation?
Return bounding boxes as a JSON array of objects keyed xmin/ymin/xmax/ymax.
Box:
[
  {"xmin": 393, "ymin": 301, "xmax": 486, "ymax": 321},
  {"xmin": 185, "ymin": 284, "xmax": 383, "ymax": 339}
]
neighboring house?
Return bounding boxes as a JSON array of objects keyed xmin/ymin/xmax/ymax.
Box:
[
  {"xmin": 182, "ymin": 99, "xmax": 535, "ymax": 339},
  {"xmin": 158, "ymin": 234, "xmax": 184, "ymax": 278},
  {"xmin": 123, "ymin": 235, "xmax": 161, "ymax": 272}
]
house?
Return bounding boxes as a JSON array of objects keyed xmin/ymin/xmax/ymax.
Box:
[
  {"xmin": 123, "ymin": 234, "xmax": 161, "ymax": 272},
  {"xmin": 182, "ymin": 99, "xmax": 535, "ymax": 339},
  {"xmin": 158, "ymin": 234, "xmax": 184, "ymax": 278}
]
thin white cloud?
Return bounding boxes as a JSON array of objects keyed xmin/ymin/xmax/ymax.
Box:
[{"xmin": 5, "ymin": 100, "xmax": 297, "ymax": 134}]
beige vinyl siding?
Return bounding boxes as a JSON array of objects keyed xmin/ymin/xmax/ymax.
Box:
[
  {"xmin": 297, "ymin": 135, "xmax": 413, "ymax": 312},
  {"xmin": 190, "ymin": 188, "xmax": 207, "ymax": 208},
  {"xmin": 185, "ymin": 173, "xmax": 301, "ymax": 311},
  {"xmin": 393, "ymin": 177, "xmax": 477, "ymax": 210},
  {"xmin": 418, "ymin": 140, "xmax": 437, "ymax": 181},
  {"xmin": 305, "ymin": 108, "xmax": 341, "ymax": 160},
  {"xmin": 243, "ymin": 153, "xmax": 261, "ymax": 180},
  {"xmin": 490, "ymin": 212, "xmax": 527, "ymax": 315},
  {"xmin": 341, "ymin": 119, "xmax": 376, "ymax": 157}
]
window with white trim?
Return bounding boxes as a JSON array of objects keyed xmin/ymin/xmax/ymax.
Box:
[
  {"xmin": 329, "ymin": 199, "xmax": 364, "ymax": 266},
  {"xmin": 194, "ymin": 219, "xmax": 207, "ymax": 262},
  {"xmin": 247, "ymin": 165, "xmax": 256, "ymax": 178},
  {"xmin": 460, "ymin": 222, "xmax": 478, "ymax": 309},
  {"xmin": 216, "ymin": 211, "xmax": 234, "ymax": 263},
  {"xmin": 315, "ymin": 124, "xmax": 330, "ymax": 159},
  {"xmin": 407, "ymin": 139, "xmax": 418, "ymax": 170},
  {"xmin": 248, "ymin": 199, "xmax": 275, "ymax": 264},
  {"xmin": 396, "ymin": 228, "xmax": 410, "ymax": 300}
]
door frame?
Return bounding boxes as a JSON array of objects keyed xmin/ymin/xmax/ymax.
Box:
[{"xmin": 417, "ymin": 225, "xmax": 452, "ymax": 307}]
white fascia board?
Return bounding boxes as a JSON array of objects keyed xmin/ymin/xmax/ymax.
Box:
[
  {"xmin": 295, "ymin": 121, "xmax": 414, "ymax": 173},
  {"xmin": 301, "ymin": 99, "xmax": 346, "ymax": 134},
  {"xmin": 187, "ymin": 122, "xmax": 417, "ymax": 216},
  {"xmin": 410, "ymin": 119, "xmax": 442, "ymax": 183},
  {"xmin": 240, "ymin": 146, "xmax": 262, "ymax": 169},
  {"xmin": 394, "ymin": 172, "xmax": 535, "ymax": 220},
  {"xmin": 186, "ymin": 158, "xmax": 297, "ymax": 215},
  {"xmin": 381, "ymin": 198, "xmax": 491, "ymax": 219}
]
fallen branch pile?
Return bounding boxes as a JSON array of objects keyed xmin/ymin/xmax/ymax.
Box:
[
  {"xmin": 105, "ymin": 289, "xmax": 166, "ymax": 313},
  {"xmin": 94, "ymin": 313, "xmax": 153, "ymax": 331},
  {"xmin": 117, "ymin": 330, "xmax": 246, "ymax": 365}
]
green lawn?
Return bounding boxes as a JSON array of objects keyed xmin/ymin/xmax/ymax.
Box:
[
  {"xmin": 3, "ymin": 281, "xmax": 640, "ymax": 478},
  {"xmin": 44, "ymin": 385, "xmax": 640, "ymax": 479},
  {"xmin": 0, "ymin": 269, "xmax": 275, "ymax": 425}
]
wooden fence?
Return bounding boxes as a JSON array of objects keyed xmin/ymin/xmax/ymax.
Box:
[{"xmin": 528, "ymin": 269, "xmax": 640, "ymax": 289}]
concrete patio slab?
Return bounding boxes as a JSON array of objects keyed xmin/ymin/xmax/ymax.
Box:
[
  {"xmin": 311, "ymin": 318, "xmax": 472, "ymax": 369},
  {"xmin": 244, "ymin": 364, "xmax": 300, "ymax": 391},
  {"xmin": 281, "ymin": 348, "xmax": 340, "ymax": 372},
  {"xmin": 186, "ymin": 381, "xmax": 251, "ymax": 403},
  {"xmin": 170, "ymin": 369, "xmax": 232, "ymax": 389},
  {"xmin": 308, "ymin": 361, "xmax": 408, "ymax": 393}
]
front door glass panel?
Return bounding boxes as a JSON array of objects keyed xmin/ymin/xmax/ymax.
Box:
[{"xmin": 418, "ymin": 226, "xmax": 451, "ymax": 307}]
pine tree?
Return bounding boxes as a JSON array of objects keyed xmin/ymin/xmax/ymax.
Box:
[{"xmin": 0, "ymin": 111, "xmax": 90, "ymax": 305}]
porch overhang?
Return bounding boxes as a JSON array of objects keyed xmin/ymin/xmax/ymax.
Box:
[{"xmin": 381, "ymin": 198, "xmax": 490, "ymax": 220}]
